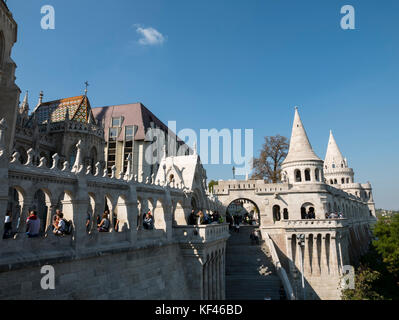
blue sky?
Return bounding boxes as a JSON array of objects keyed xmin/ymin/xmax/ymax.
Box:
[{"xmin": 7, "ymin": 0, "xmax": 399, "ymax": 210}]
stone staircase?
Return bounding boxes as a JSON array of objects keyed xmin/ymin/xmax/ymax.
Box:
[{"xmin": 225, "ymin": 225, "xmax": 284, "ymax": 300}]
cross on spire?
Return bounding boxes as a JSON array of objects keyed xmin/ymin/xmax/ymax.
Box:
[{"xmin": 84, "ymin": 81, "xmax": 89, "ymax": 95}]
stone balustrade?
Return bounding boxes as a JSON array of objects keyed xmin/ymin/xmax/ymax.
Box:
[
  {"xmin": 281, "ymin": 219, "xmax": 348, "ymax": 229},
  {"xmin": 173, "ymin": 223, "xmax": 230, "ymax": 243}
]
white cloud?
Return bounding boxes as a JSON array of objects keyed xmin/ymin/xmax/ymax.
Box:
[{"xmin": 136, "ymin": 26, "xmax": 166, "ymax": 46}]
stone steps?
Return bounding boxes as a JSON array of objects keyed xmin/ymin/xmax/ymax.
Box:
[{"xmin": 225, "ymin": 226, "xmax": 284, "ymax": 300}]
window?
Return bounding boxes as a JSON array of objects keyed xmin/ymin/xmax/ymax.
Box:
[
  {"xmin": 125, "ymin": 126, "xmax": 135, "ymax": 141},
  {"xmin": 111, "ymin": 117, "xmax": 122, "ymax": 127},
  {"xmin": 332, "ymin": 164, "xmax": 336, "ymax": 169},
  {"xmin": 305, "ymin": 169, "xmax": 311, "ymax": 181},
  {"xmin": 283, "ymin": 208, "xmax": 289, "ymax": 220},
  {"xmin": 341, "ymin": 178, "xmax": 345, "ymax": 184},
  {"xmin": 273, "ymin": 205, "xmax": 281, "ymax": 222},
  {"xmin": 109, "ymin": 128, "xmax": 118, "ymax": 140},
  {"xmin": 295, "ymin": 170, "xmax": 302, "ymax": 182}
]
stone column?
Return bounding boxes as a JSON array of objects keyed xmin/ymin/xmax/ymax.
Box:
[
  {"xmin": 203, "ymin": 261, "xmax": 208, "ymax": 300},
  {"xmin": 304, "ymin": 234, "xmax": 312, "ymax": 275},
  {"xmin": 286, "ymin": 235, "xmax": 295, "ymax": 274},
  {"xmin": 312, "ymin": 234, "xmax": 319, "ymax": 275},
  {"xmin": 45, "ymin": 204, "xmax": 57, "ymax": 234},
  {"xmin": 320, "ymin": 234, "xmax": 327, "ymax": 276},
  {"xmin": 16, "ymin": 196, "xmax": 34, "ymax": 238},
  {"xmin": 330, "ymin": 235, "xmax": 339, "ymax": 276}
]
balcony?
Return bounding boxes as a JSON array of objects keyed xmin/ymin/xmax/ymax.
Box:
[
  {"xmin": 280, "ymin": 219, "xmax": 348, "ymax": 230},
  {"xmin": 173, "ymin": 223, "xmax": 230, "ymax": 243}
]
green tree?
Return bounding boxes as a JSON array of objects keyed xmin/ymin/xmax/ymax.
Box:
[
  {"xmin": 251, "ymin": 135, "xmax": 289, "ymax": 183},
  {"xmin": 342, "ymin": 215, "xmax": 399, "ymax": 300}
]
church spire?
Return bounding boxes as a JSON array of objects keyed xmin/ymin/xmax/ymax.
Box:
[
  {"xmin": 283, "ymin": 107, "xmax": 321, "ymax": 165},
  {"xmin": 325, "ymin": 130, "xmax": 346, "ymax": 168},
  {"xmin": 20, "ymin": 91, "xmax": 29, "ymax": 113}
]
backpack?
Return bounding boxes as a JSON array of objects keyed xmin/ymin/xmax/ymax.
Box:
[{"xmin": 62, "ymin": 219, "xmax": 73, "ymax": 235}]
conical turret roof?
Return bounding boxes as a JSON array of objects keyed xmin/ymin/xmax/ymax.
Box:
[
  {"xmin": 283, "ymin": 108, "xmax": 321, "ymax": 165},
  {"xmin": 324, "ymin": 130, "xmax": 345, "ymax": 167}
]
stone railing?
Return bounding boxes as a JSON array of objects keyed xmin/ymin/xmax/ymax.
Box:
[
  {"xmin": 282, "ymin": 219, "xmax": 348, "ymax": 229},
  {"xmin": 264, "ymin": 232, "xmax": 295, "ymax": 300},
  {"xmin": 173, "ymin": 224, "xmax": 230, "ymax": 243}
]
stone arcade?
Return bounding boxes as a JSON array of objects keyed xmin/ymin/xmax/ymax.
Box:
[{"xmin": 214, "ymin": 108, "xmax": 376, "ymax": 300}]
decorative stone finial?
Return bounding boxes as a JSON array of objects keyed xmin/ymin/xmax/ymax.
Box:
[
  {"xmin": 25, "ymin": 148, "xmax": 34, "ymax": 166},
  {"xmin": 103, "ymin": 168, "xmax": 108, "ymax": 178},
  {"xmin": 10, "ymin": 151, "xmax": 20, "ymax": 164},
  {"xmin": 38, "ymin": 157, "xmax": 47, "ymax": 168},
  {"xmin": 124, "ymin": 153, "xmax": 132, "ymax": 181},
  {"xmin": 110, "ymin": 165, "xmax": 116, "ymax": 179},
  {"xmin": 71, "ymin": 140, "xmax": 83, "ymax": 173},
  {"xmin": 95, "ymin": 162, "xmax": 101, "ymax": 176},
  {"xmin": 51, "ymin": 153, "xmax": 59, "ymax": 170},
  {"xmin": 86, "ymin": 165, "xmax": 92, "ymax": 175},
  {"xmin": 62, "ymin": 161, "xmax": 69, "ymax": 171}
]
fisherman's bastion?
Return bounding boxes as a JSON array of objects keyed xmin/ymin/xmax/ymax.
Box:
[{"xmin": 0, "ymin": 1, "xmax": 376, "ymax": 300}]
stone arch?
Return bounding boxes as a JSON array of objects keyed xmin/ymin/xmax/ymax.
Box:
[
  {"xmin": 173, "ymin": 200, "xmax": 187, "ymax": 226},
  {"xmin": 59, "ymin": 190, "xmax": 74, "ymax": 222},
  {"xmin": 226, "ymin": 198, "xmax": 260, "ymax": 225},
  {"xmin": 32, "ymin": 188, "xmax": 53, "ymax": 234},
  {"xmin": 301, "ymin": 202, "xmax": 315, "ymax": 219},
  {"xmin": 152, "ymin": 198, "xmax": 166, "ymax": 231},
  {"xmin": 115, "ymin": 195, "xmax": 129, "ymax": 232},
  {"xmin": 7, "ymin": 186, "xmax": 26, "ymax": 234}
]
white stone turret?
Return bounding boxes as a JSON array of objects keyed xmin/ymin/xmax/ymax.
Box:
[
  {"xmin": 324, "ymin": 131, "xmax": 354, "ymax": 185},
  {"xmin": 281, "ymin": 108, "xmax": 324, "ymax": 184}
]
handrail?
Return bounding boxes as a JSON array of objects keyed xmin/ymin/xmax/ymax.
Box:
[{"xmin": 264, "ymin": 232, "xmax": 295, "ymax": 300}]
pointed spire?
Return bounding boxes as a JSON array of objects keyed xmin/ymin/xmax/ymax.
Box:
[
  {"xmin": 38, "ymin": 91, "xmax": 43, "ymax": 105},
  {"xmin": 283, "ymin": 107, "xmax": 321, "ymax": 164},
  {"xmin": 325, "ymin": 130, "xmax": 346, "ymax": 168},
  {"xmin": 20, "ymin": 91, "xmax": 29, "ymax": 114}
]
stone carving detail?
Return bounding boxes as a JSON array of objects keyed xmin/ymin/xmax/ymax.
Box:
[{"xmin": 51, "ymin": 153, "xmax": 60, "ymax": 170}]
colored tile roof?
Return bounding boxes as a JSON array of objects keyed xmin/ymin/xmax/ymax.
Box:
[{"xmin": 32, "ymin": 95, "xmax": 96, "ymax": 124}]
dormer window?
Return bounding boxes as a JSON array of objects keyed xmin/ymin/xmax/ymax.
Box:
[{"xmin": 111, "ymin": 117, "xmax": 122, "ymax": 127}]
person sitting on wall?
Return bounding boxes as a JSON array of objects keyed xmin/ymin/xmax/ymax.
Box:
[
  {"xmin": 3, "ymin": 210, "xmax": 13, "ymax": 239},
  {"xmin": 143, "ymin": 211, "xmax": 154, "ymax": 230},
  {"xmin": 53, "ymin": 212, "xmax": 66, "ymax": 236},
  {"xmin": 97, "ymin": 212, "xmax": 110, "ymax": 232},
  {"xmin": 26, "ymin": 210, "xmax": 40, "ymax": 238}
]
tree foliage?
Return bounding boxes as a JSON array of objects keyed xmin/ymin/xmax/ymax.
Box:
[
  {"xmin": 251, "ymin": 135, "xmax": 288, "ymax": 183},
  {"xmin": 342, "ymin": 215, "xmax": 399, "ymax": 300}
]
